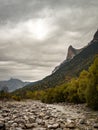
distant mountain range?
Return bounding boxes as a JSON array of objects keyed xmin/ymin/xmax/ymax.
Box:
[
  {"xmin": 0, "ymin": 78, "xmax": 30, "ymax": 92},
  {"xmin": 14, "ymin": 29, "xmax": 98, "ymax": 92}
]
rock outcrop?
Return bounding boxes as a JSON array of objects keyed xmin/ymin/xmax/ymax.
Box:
[
  {"xmin": 66, "ymin": 45, "xmax": 82, "ymax": 60},
  {"xmin": 52, "ymin": 45, "xmax": 83, "ymax": 73}
]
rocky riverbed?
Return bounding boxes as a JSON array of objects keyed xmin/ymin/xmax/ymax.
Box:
[{"xmin": 0, "ymin": 101, "xmax": 98, "ymax": 130}]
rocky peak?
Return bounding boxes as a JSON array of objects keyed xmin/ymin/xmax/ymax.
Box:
[
  {"xmin": 52, "ymin": 45, "xmax": 82, "ymax": 73},
  {"xmin": 66, "ymin": 45, "xmax": 82, "ymax": 60}
]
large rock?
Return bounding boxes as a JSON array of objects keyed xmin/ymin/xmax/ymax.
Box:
[{"xmin": 66, "ymin": 45, "xmax": 82, "ymax": 60}]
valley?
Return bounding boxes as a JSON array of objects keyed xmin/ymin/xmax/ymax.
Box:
[{"xmin": 0, "ymin": 1, "xmax": 98, "ymax": 130}]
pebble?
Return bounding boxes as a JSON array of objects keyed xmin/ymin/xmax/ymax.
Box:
[
  {"xmin": 0, "ymin": 122, "xmax": 5, "ymax": 130},
  {"xmin": 25, "ymin": 123, "xmax": 34, "ymax": 128},
  {"xmin": 66, "ymin": 122, "xmax": 76, "ymax": 129},
  {"xmin": 47, "ymin": 123, "xmax": 59, "ymax": 129},
  {"xmin": 0, "ymin": 101, "xmax": 98, "ymax": 130},
  {"xmin": 15, "ymin": 127, "xmax": 23, "ymax": 130},
  {"xmin": 93, "ymin": 123, "xmax": 98, "ymax": 128},
  {"xmin": 79, "ymin": 119, "xmax": 86, "ymax": 124}
]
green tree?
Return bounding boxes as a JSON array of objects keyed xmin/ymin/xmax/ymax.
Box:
[
  {"xmin": 86, "ymin": 57, "xmax": 98, "ymax": 110},
  {"xmin": 66, "ymin": 78, "xmax": 80, "ymax": 103},
  {"xmin": 0, "ymin": 86, "xmax": 11, "ymax": 100},
  {"xmin": 78, "ymin": 70, "xmax": 89, "ymax": 102}
]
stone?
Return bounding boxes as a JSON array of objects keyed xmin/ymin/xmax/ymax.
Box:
[
  {"xmin": 15, "ymin": 127, "xmax": 23, "ymax": 130},
  {"xmin": 33, "ymin": 128, "xmax": 46, "ymax": 130},
  {"xmin": 29, "ymin": 116, "xmax": 35, "ymax": 123},
  {"xmin": 47, "ymin": 123, "xmax": 59, "ymax": 129},
  {"xmin": 0, "ymin": 106, "xmax": 2, "ymax": 109},
  {"xmin": 4, "ymin": 117, "xmax": 10, "ymax": 121},
  {"xmin": 67, "ymin": 119, "xmax": 73, "ymax": 123},
  {"xmin": 0, "ymin": 123, "xmax": 6, "ymax": 130},
  {"xmin": 93, "ymin": 123, "xmax": 98, "ymax": 128},
  {"xmin": 44, "ymin": 115, "xmax": 50, "ymax": 119},
  {"xmin": 77, "ymin": 111, "xmax": 81, "ymax": 113},
  {"xmin": 14, "ymin": 118, "xmax": 25, "ymax": 124},
  {"xmin": 11, "ymin": 123, "xmax": 18, "ymax": 127},
  {"xmin": 36, "ymin": 118, "xmax": 44, "ymax": 125},
  {"xmin": 0, "ymin": 101, "xmax": 98, "ymax": 130},
  {"xmin": 2, "ymin": 113, "xmax": 8, "ymax": 117},
  {"xmin": 2, "ymin": 109, "xmax": 10, "ymax": 113},
  {"xmin": 23, "ymin": 115, "xmax": 29, "ymax": 121},
  {"xmin": 79, "ymin": 119, "xmax": 86, "ymax": 124},
  {"xmin": 39, "ymin": 112, "xmax": 45, "ymax": 117},
  {"xmin": 56, "ymin": 128, "xmax": 63, "ymax": 130},
  {"xmin": 25, "ymin": 123, "xmax": 34, "ymax": 129},
  {"xmin": 66, "ymin": 123, "xmax": 76, "ymax": 129},
  {"xmin": 18, "ymin": 124, "xmax": 25, "ymax": 129},
  {"xmin": 12, "ymin": 110, "xmax": 18, "ymax": 114},
  {"xmin": 7, "ymin": 120, "xmax": 14, "ymax": 125}
]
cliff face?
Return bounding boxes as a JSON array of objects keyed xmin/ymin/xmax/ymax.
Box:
[
  {"xmin": 66, "ymin": 29, "xmax": 98, "ymax": 60},
  {"xmin": 52, "ymin": 45, "xmax": 82, "ymax": 73},
  {"xmin": 66, "ymin": 45, "xmax": 82, "ymax": 60}
]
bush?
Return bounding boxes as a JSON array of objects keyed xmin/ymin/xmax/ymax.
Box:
[
  {"xmin": 0, "ymin": 91, "xmax": 11, "ymax": 100},
  {"xmin": 66, "ymin": 79, "xmax": 80, "ymax": 103},
  {"xmin": 77, "ymin": 70, "xmax": 89, "ymax": 103},
  {"xmin": 12, "ymin": 95, "xmax": 21, "ymax": 101}
]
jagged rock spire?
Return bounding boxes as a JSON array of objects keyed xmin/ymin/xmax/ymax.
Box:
[
  {"xmin": 66, "ymin": 45, "xmax": 82, "ymax": 60},
  {"xmin": 66, "ymin": 45, "xmax": 76, "ymax": 60}
]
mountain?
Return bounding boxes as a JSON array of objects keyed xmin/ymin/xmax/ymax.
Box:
[
  {"xmin": 15, "ymin": 29, "xmax": 98, "ymax": 92},
  {"xmin": 0, "ymin": 78, "xmax": 30, "ymax": 92}
]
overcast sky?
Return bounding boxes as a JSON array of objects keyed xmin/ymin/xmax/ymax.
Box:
[{"xmin": 0, "ymin": 0, "xmax": 98, "ymax": 81}]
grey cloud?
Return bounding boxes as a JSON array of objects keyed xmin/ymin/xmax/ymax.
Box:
[
  {"xmin": 0, "ymin": 0, "xmax": 98, "ymax": 81},
  {"xmin": 0, "ymin": 0, "xmax": 98, "ymax": 22}
]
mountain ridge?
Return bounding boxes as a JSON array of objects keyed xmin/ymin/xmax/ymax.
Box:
[{"xmin": 0, "ymin": 78, "xmax": 30, "ymax": 92}]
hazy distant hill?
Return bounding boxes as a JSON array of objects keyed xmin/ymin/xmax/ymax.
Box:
[
  {"xmin": 0, "ymin": 78, "xmax": 29, "ymax": 92},
  {"xmin": 15, "ymin": 29, "xmax": 98, "ymax": 92}
]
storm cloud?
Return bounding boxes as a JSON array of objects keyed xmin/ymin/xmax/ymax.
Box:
[{"xmin": 0, "ymin": 0, "xmax": 98, "ymax": 81}]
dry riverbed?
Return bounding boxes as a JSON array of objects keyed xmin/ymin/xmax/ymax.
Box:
[{"xmin": 0, "ymin": 100, "xmax": 98, "ymax": 130}]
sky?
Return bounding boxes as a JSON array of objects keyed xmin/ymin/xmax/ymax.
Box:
[{"xmin": 0, "ymin": 0, "xmax": 98, "ymax": 82}]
